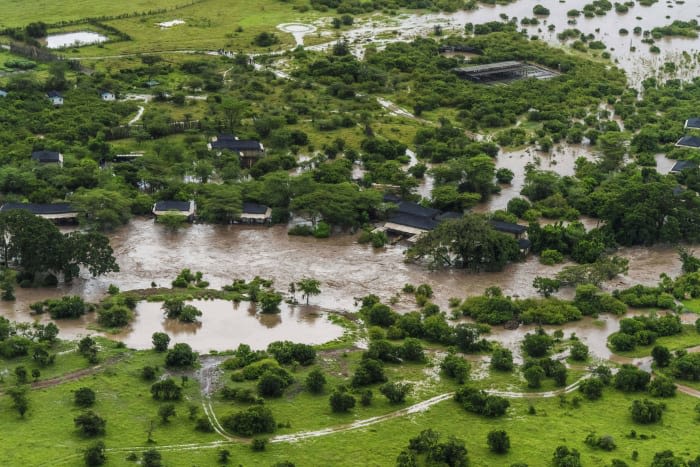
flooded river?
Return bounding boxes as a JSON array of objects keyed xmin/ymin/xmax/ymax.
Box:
[{"xmin": 0, "ymin": 217, "xmax": 690, "ymax": 352}]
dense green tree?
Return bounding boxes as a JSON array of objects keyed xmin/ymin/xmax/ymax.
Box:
[
  {"xmin": 74, "ymin": 387, "xmax": 96, "ymax": 408},
  {"xmin": 487, "ymin": 430, "xmax": 510, "ymax": 454},
  {"xmin": 83, "ymin": 441, "xmax": 107, "ymax": 466},
  {"xmin": 407, "ymin": 214, "xmax": 520, "ymax": 271},
  {"xmin": 152, "ymin": 332, "xmax": 170, "ymax": 352},
  {"xmin": 74, "ymin": 411, "xmax": 106, "ymax": 437},
  {"xmin": 165, "ymin": 343, "xmax": 197, "ymax": 367}
]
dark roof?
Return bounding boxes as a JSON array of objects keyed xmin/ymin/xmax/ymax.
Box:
[
  {"xmin": 0, "ymin": 202, "xmax": 75, "ymax": 214},
  {"xmin": 154, "ymin": 200, "xmax": 191, "ymax": 212},
  {"xmin": 382, "ymin": 193, "xmax": 402, "ymax": 203},
  {"xmin": 388, "ymin": 213, "xmax": 438, "ymax": 231},
  {"xmin": 217, "ymin": 134, "xmax": 237, "ymax": 141},
  {"xmin": 31, "ymin": 150, "xmax": 61, "ymax": 162},
  {"xmin": 395, "ymin": 201, "xmax": 439, "ymax": 219},
  {"xmin": 518, "ymin": 238, "xmax": 532, "ymax": 250},
  {"xmin": 676, "ymin": 136, "xmax": 700, "ymax": 148},
  {"xmin": 685, "ymin": 118, "xmax": 700, "ymax": 129},
  {"xmin": 671, "ymin": 160, "xmax": 699, "ymax": 172},
  {"xmin": 46, "ymin": 91, "xmax": 62, "ymax": 98},
  {"xmin": 242, "ymin": 202, "xmax": 269, "ymax": 215},
  {"xmin": 211, "ymin": 138, "xmax": 263, "ymax": 151},
  {"xmin": 436, "ymin": 211, "xmax": 462, "ymax": 222},
  {"xmin": 490, "ymin": 220, "xmax": 527, "ymax": 235}
]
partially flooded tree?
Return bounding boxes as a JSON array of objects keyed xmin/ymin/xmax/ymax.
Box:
[
  {"xmin": 296, "ymin": 278, "xmax": 321, "ymax": 305},
  {"xmin": 406, "ymin": 214, "xmax": 520, "ymax": 271}
]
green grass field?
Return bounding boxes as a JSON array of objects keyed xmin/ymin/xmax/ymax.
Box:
[
  {"xmin": 113, "ymin": 389, "xmax": 700, "ymax": 467},
  {"xmin": 0, "ymin": 0, "xmax": 189, "ymax": 28}
]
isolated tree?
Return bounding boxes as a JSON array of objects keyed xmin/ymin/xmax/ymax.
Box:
[
  {"xmin": 74, "ymin": 411, "xmax": 106, "ymax": 437},
  {"xmin": 490, "ymin": 348, "xmax": 514, "ymax": 371},
  {"xmin": 31, "ymin": 368, "xmax": 40, "ymax": 381},
  {"xmin": 7, "ymin": 386, "xmax": 29, "ymax": 418},
  {"xmin": 533, "ymin": 277, "xmax": 561, "ymax": 298},
  {"xmin": 487, "ymin": 430, "xmax": 510, "ymax": 454},
  {"xmin": 14, "ymin": 365, "xmax": 28, "ymax": 384},
  {"xmin": 151, "ymin": 378, "xmax": 182, "ymax": 401},
  {"xmin": 524, "ymin": 365, "xmax": 545, "ymax": 389},
  {"xmin": 296, "ymin": 278, "xmax": 321, "ymax": 305},
  {"xmin": 651, "ymin": 345, "xmax": 671, "ymax": 368},
  {"xmin": 75, "ymin": 387, "xmax": 96, "ymax": 408},
  {"xmin": 158, "ymin": 403, "xmax": 176, "ymax": 423},
  {"xmin": 142, "ymin": 448, "xmax": 162, "ymax": 467},
  {"xmin": 380, "ymin": 381, "xmax": 412, "ymax": 404},
  {"xmin": 305, "ymin": 368, "xmax": 326, "ymax": 394},
  {"xmin": 152, "ymin": 332, "xmax": 170, "ymax": 352},
  {"xmin": 84, "ymin": 441, "xmax": 107, "ymax": 466},
  {"xmin": 165, "ymin": 343, "xmax": 197, "ymax": 367},
  {"xmin": 329, "ymin": 390, "xmax": 356, "ymax": 413}
]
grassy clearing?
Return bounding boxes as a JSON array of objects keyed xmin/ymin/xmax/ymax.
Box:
[
  {"xmin": 682, "ymin": 298, "xmax": 700, "ymax": 314},
  {"xmin": 70, "ymin": 0, "xmax": 320, "ymax": 57},
  {"xmin": 0, "ymin": 0, "xmax": 187, "ymax": 28},
  {"xmin": 140, "ymin": 388, "xmax": 700, "ymax": 466},
  {"xmin": 0, "ymin": 345, "xmax": 219, "ymax": 465}
]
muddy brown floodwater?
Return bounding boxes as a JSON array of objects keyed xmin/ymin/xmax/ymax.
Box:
[
  {"xmin": 114, "ymin": 300, "xmax": 343, "ymax": 353},
  {"xmin": 0, "ymin": 216, "xmax": 691, "ymax": 351}
]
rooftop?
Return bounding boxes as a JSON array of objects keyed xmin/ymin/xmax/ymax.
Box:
[
  {"xmin": 670, "ymin": 160, "xmax": 699, "ymax": 172},
  {"xmin": 211, "ymin": 138, "xmax": 263, "ymax": 152},
  {"xmin": 0, "ymin": 202, "xmax": 76, "ymax": 215},
  {"xmin": 395, "ymin": 201, "xmax": 439, "ymax": 219},
  {"xmin": 153, "ymin": 200, "xmax": 192, "ymax": 212},
  {"xmin": 46, "ymin": 91, "xmax": 62, "ymax": 98},
  {"xmin": 676, "ymin": 136, "xmax": 700, "ymax": 149},
  {"xmin": 387, "ymin": 213, "xmax": 439, "ymax": 231},
  {"xmin": 31, "ymin": 150, "xmax": 62, "ymax": 162},
  {"xmin": 490, "ymin": 220, "xmax": 527, "ymax": 235},
  {"xmin": 454, "ymin": 60, "xmax": 524, "ymax": 75},
  {"xmin": 684, "ymin": 118, "xmax": 700, "ymax": 130},
  {"xmin": 242, "ymin": 202, "xmax": 269, "ymax": 215}
]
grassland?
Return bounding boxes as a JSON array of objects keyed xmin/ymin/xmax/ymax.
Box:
[
  {"xmin": 0, "ymin": 0, "xmax": 195, "ymax": 28},
  {"xmin": 101, "ymin": 389, "xmax": 700, "ymax": 467}
]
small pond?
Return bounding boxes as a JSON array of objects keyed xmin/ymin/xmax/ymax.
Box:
[
  {"xmin": 46, "ymin": 31, "xmax": 107, "ymax": 49},
  {"xmin": 111, "ymin": 299, "xmax": 345, "ymax": 352}
]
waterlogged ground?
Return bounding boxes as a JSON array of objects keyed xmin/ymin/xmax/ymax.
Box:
[{"xmin": 305, "ymin": 0, "xmax": 700, "ymax": 88}]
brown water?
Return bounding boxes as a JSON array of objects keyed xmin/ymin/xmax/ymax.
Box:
[
  {"xmin": 0, "ymin": 218, "xmax": 690, "ymax": 349},
  {"xmin": 114, "ymin": 300, "xmax": 343, "ymax": 352},
  {"xmin": 329, "ymin": 0, "xmax": 700, "ymax": 88}
]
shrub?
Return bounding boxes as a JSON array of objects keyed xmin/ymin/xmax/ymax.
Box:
[
  {"xmin": 165, "ymin": 343, "xmax": 197, "ymax": 367},
  {"xmin": 540, "ymin": 249, "xmax": 564, "ymax": 265},
  {"xmin": 329, "ymin": 390, "xmax": 356, "ymax": 413},
  {"xmin": 454, "ymin": 386, "xmax": 509, "ymax": 417},
  {"xmin": 74, "ymin": 387, "xmax": 96, "ymax": 408},
  {"xmin": 221, "ymin": 406, "xmax": 276, "ymax": 436},
  {"xmin": 441, "ymin": 353, "xmax": 470, "ymax": 384},
  {"xmin": 74, "ymin": 411, "xmax": 106, "ymax": 437},
  {"xmin": 570, "ymin": 341, "xmax": 589, "ymax": 361},
  {"xmin": 151, "ymin": 378, "xmax": 182, "ymax": 401},
  {"xmin": 380, "ymin": 381, "xmax": 412, "ymax": 404},
  {"xmin": 579, "ymin": 377, "xmax": 604, "ymax": 400},
  {"xmin": 487, "ymin": 430, "xmax": 510, "ymax": 453},
  {"xmin": 613, "ymin": 365, "xmax": 650, "ymax": 392},
  {"xmin": 648, "ymin": 375, "xmax": 676, "ymax": 398},
  {"xmin": 630, "ymin": 399, "xmax": 665, "ymax": 424},
  {"xmin": 585, "ymin": 432, "xmax": 616, "ymax": 451},
  {"xmin": 490, "ymin": 347, "xmax": 514, "ymax": 371},
  {"xmin": 305, "ymin": 368, "xmax": 326, "ymax": 394}
]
